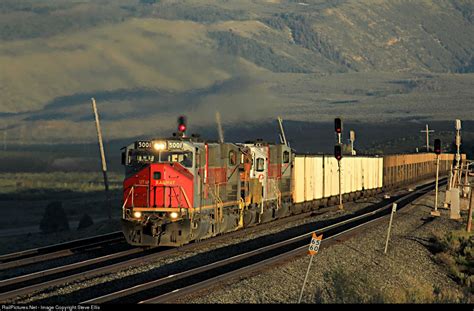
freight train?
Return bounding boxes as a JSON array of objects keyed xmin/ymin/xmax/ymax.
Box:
[{"xmin": 120, "ymin": 128, "xmax": 459, "ymax": 247}]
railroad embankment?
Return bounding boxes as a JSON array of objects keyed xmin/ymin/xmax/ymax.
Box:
[{"xmin": 177, "ymin": 190, "xmax": 473, "ymax": 303}]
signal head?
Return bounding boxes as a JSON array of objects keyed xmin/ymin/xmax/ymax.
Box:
[
  {"xmin": 335, "ymin": 118, "xmax": 342, "ymax": 134},
  {"xmin": 434, "ymin": 139, "xmax": 441, "ymax": 155},
  {"xmin": 177, "ymin": 116, "xmax": 187, "ymax": 133},
  {"xmin": 334, "ymin": 144, "xmax": 342, "ymax": 161}
]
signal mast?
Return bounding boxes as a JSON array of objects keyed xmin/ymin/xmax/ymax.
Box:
[{"xmin": 334, "ymin": 118, "xmax": 343, "ymax": 210}]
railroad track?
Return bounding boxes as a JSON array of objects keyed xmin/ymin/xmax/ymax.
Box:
[
  {"xmin": 0, "ymin": 206, "xmax": 335, "ymax": 303},
  {"xmin": 81, "ymin": 179, "xmax": 444, "ymax": 304},
  {"xmin": 0, "ymin": 179, "xmax": 441, "ymax": 304},
  {"xmin": 0, "ymin": 231, "xmax": 124, "ymax": 271}
]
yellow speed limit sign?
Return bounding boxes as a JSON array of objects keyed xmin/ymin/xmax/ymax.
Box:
[{"xmin": 308, "ymin": 232, "xmax": 323, "ymax": 256}]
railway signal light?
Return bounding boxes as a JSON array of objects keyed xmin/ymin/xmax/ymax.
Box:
[
  {"xmin": 334, "ymin": 144, "xmax": 342, "ymax": 161},
  {"xmin": 334, "ymin": 118, "xmax": 342, "ymax": 134},
  {"xmin": 434, "ymin": 139, "xmax": 441, "ymax": 155},
  {"xmin": 177, "ymin": 116, "xmax": 187, "ymax": 133}
]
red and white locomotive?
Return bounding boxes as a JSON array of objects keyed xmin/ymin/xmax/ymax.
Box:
[{"xmin": 121, "ymin": 120, "xmax": 292, "ymax": 246}]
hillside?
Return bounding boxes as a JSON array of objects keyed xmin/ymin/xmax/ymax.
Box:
[{"xmin": 0, "ymin": 0, "xmax": 473, "ymax": 145}]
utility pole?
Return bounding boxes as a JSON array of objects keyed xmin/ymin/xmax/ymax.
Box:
[
  {"xmin": 91, "ymin": 98, "xmax": 111, "ymax": 220},
  {"xmin": 420, "ymin": 124, "xmax": 434, "ymax": 152}
]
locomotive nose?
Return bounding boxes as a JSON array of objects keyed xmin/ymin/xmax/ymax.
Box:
[{"xmin": 149, "ymin": 163, "xmax": 194, "ymax": 209}]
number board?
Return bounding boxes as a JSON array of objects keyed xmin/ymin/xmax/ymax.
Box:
[
  {"xmin": 135, "ymin": 141, "xmax": 152, "ymax": 149},
  {"xmin": 167, "ymin": 141, "xmax": 184, "ymax": 150},
  {"xmin": 308, "ymin": 233, "xmax": 323, "ymax": 256}
]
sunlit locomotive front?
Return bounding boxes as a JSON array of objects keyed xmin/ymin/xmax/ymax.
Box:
[
  {"xmin": 121, "ymin": 137, "xmax": 198, "ymax": 246},
  {"xmin": 120, "ymin": 119, "xmax": 293, "ymax": 247},
  {"xmin": 121, "ymin": 135, "xmax": 292, "ymax": 246}
]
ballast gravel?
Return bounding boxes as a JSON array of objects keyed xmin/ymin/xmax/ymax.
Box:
[{"xmin": 173, "ymin": 190, "xmax": 472, "ymax": 303}]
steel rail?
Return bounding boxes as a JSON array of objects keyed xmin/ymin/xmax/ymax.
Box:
[
  {"xmin": 0, "ymin": 231, "xmax": 123, "ymax": 263},
  {"xmin": 0, "ymin": 237, "xmax": 125, "ymax": 271},
  {"xmin": 0, "ymin": 208, "xmax": 326, "ymax": 303},
  {"xmin": 0, "ymin": 247, "xmax": 146, "ymax": 294},
  {"xmin": 83, "ymin": 180, "xmax": 441, "ymax": 304}
]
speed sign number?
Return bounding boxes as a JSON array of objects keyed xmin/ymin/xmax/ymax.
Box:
[{"xmin": 308, "ymin": 233, "xmax": 323, "ymax": 256}]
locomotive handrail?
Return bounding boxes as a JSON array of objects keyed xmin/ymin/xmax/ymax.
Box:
[
  {"xmin": 123, "ymin": 184, "xmax": 151, "ymax": 213},
  {"xmin": 122, "ymin": 187, "xmax": 134, "ymax": 218},
  {"xmin": 227, "ymin": 165, "xmax": 240, "ymax": 182},
  {"xmin": 124, "ymin": 184, "xmax": 191, "ymax": 212},
  {"xmin": 179, "ymin": 186, "xmax": 192, "ymax": 210}
]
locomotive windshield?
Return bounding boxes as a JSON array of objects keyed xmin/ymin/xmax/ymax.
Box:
[{"xmin": 128, "ymin": 149, "xmax": 194, "ymax": 168}]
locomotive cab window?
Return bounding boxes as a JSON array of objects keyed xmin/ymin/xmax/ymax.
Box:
[
  {"xmin": 128, "ymin": 150, "xmax": 193, "ymax": 168},
  {"xmin": 229, "ymin": 150, "xmax": 237, "ymax": 166},
  {"xmin": 256, "ymin": 158, "xmax": 265, "ymax": 172},
  {"xmin": 283, "ymin": 151, "xmax": 290, "ymax": 163}
]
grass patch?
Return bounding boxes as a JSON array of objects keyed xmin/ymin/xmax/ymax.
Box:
[
  {"xmin": 0, "ymin": 172, "xmax": 122, "ymax": 195},
  {"xmin": 432, "ymin": 230, "xmax": 474, "ymax": 294},
  {"xmin": 315, "ymin": 265, "xmax": 467, "ymax": 303}
]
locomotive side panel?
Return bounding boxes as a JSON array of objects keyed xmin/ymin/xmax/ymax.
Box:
[{"xmin": 280, "ymin": 145, "xmax": 292, "ymax": 198}]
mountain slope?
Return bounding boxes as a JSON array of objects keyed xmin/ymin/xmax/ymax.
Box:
[{"xmin": 0, "ymin": 0, "xmax": 473, "ymax": 144}]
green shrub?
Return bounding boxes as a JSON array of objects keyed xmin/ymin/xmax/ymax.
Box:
[
  {"xmin": 39, "ymin": 201, "xmax": 70, "ymax": 233},
  {"xmin": 434, "ymin": 230, "xmax": 474, "ymax": 293}
]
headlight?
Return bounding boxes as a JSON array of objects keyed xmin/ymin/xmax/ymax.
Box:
[
  {"xmin": 170, "ymin": 212, "xmax": 179, "ymax": 219},
  {"xmin": 153, "ymin": 141, "xmax": 166, "ymax": 151},
  {"xmin": 133, "ymin": 211, "xmax": 142, "ymax": 218}
]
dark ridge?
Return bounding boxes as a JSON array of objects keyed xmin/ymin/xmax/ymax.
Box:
[
  {"xmin": 330, "ymin": 100, "xmax": 359, "ymax": 104},
  {"xmin": 455, "ymin": 57, "xmax": 474, "ymax": 73},
  {"xmin": 263, "ymin": 13, "xmax": 352, "ymax": 71},
  {"xmin": 208, "ymin": 31, "xmax": 312, "ymax": 73}
]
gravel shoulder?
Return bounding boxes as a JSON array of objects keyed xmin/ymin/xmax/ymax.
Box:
[{"xmin": 174, "ymin": 189, "xmax": 472, "ymax": 303}]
